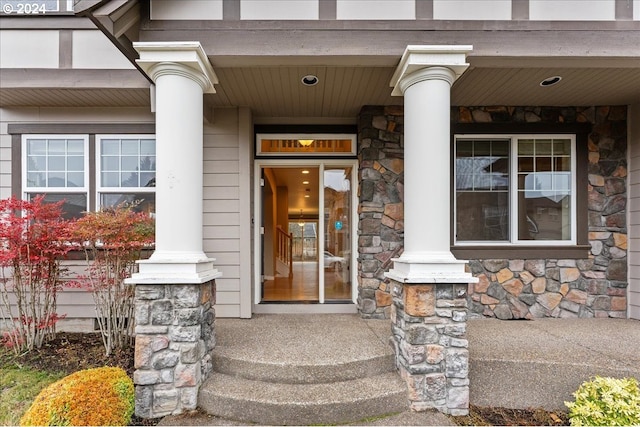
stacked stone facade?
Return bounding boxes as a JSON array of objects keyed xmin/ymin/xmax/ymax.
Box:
[
  {"xmin": 357, "ymin": 106, "xmax": 405, "ymax": 319},
  {"xmin": 357, "ymin": 105, "xmax": 628, "ymax": 319},
  {"xmin": 133, "ymin": 281, "xmax": 216, "ymax": 418},
  {"xmin": 389, "ymin": 280, "xmax": 470, "ymax": 415}
]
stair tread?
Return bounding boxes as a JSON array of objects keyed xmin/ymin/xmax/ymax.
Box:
[
  {"xmin": 211, "ymin": 351, "xmax": 395, "ymax": 383},
  {"xmin": 200, "ymin": 370, "xmax": 407, "ymax": 404}
]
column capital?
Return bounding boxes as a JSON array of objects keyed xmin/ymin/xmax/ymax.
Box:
[
  {"xmin": 390, "ymin": 45, "xmax": 473, "ymax": 96},
  {"xmin": 134, "ymin": 41, "xmax": 219, "ymax": 94}
]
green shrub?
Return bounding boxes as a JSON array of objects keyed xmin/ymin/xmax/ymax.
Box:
[
  {"xmin": 19, "ymin": 366, "xmax": 134, "ymax": 426},
  {"xmin": 565, "ymin": 376, "xmax": 640, "ymax": 426}
]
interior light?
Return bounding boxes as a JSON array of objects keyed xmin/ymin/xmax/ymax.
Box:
[
  {"xmin": 304, "ymin": 195, "xmax": 310, "ymax": 198},
  {"xmin": 302, "ymin": 181, "xmax": 310, "ymax": 185},
  {"xmin": 302, "ymin": 170, "xmax": 310, "ymax": 174},
  {"xmin": 298, "ymin": 139, "xmax": 314, "ymax": 147}
]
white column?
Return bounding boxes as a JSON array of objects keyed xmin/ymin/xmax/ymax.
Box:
[
  {"xmin": 386, "ymin": 45, "xmax": 475, "ymax": 284},
  {"xmin": 128, "ymin": 42, "xmax": 221, "ymax": 284}
]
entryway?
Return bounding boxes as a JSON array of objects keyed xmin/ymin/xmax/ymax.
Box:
[
  {"xmin": 255, "ymin": 161, "xmax": 357, "ymax": 309},
  {"xmin": 253, "ymin": 138, "xmax": 358, "ymax": 312}
]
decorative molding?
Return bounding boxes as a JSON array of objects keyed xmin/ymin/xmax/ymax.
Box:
[
  {"xmin": 134, "ymin": 41, "xmax": 219, "ymax": 94},
  {"xmin": 390, "ymin": 45, "xmax": 472, "ymax": 96}
]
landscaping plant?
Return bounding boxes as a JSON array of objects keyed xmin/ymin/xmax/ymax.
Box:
[
  {"xmin": 0, "ymin": 196, "xmax": 71, "ymax": 353},
  {"xmin": 20, "ymin": 366, "xmax": 134, "ymax": 426},
  {"xmin": 565, "ymin": 376, "xmax": 640, "ymax": 426},
  {"xmin": 71, "ymin": 204, "xmax": 154, "ymax": 356}
]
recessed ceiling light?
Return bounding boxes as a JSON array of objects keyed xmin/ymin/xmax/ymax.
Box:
[
  {"xmin": 302, "ymin": 181, "xmax": 310, "ymax": 185},
  {"xmin": 302, "ymin": 170, "xmax": 310, "ymax": 174},
  {"xmin": 540, "ymin": 76, "xmax": 562, "ymax": 87},
  {"xmin": 304, "ymin": 195, "xmax": 310, "ymax": 198},
  {"xmin": 301, "ymin": 75, "xmax": 319, "ymax": 86}
]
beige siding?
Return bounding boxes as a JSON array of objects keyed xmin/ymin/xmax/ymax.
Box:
[
  {"xmin": 0, "ymin": 107, "xmax": 155, "ymax": 330},
  {"xmin": 203, "ymin": 108, "xmax": 245, "ymax": 318},
  {"xmin": 629, "ymin": 103, "xmax": 640, "ymax": 320},
  {"xmin": 0, "ymin": 119, "xmax": 11, "ymax": 200}
]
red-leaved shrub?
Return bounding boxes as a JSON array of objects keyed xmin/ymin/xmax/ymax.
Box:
[{"xmin": 0, "ymin": 196, "xmax": 71, "ymax": 353}]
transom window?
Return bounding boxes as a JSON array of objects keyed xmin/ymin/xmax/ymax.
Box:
[
  {"xmin": 22, "ymin": 135, "xmax": 89, "ymax": 219},
  {"xmin": 455, "ymin": 134, "xmax": 576, "ymax": 245}
]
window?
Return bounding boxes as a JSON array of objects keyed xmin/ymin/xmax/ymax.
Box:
[
  {"xmin": 97, "ymin": 135, "xmax": 156, "ymax": 215},
  {"xmin": 455, "ymin": 134, "xmax": 575, "ymax": 245},
  {"xmin": 21, "ymin": 134, "xmax": 156, "ymax": 218},
  {"xmin": 22, "ymin": 135, "xmax": 89, "ymax": 219}
]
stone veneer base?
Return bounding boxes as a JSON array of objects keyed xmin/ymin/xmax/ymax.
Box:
[
  {"xmin": 133, "ymin": 281, "xmax": 216, "ymax": 418},
  {"xmin": 389, "ymin": 279, "xmax": 470, "ymax": 416}
]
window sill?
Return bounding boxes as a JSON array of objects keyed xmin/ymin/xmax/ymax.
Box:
[{"xmin": 451, "ymin": 245, "xmax": 591, "ymax": 260}]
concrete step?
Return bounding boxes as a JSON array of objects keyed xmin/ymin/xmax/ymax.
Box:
[
  {"xmin": 211, "ymin": 351, "xmax": 396, "ymax": 384},
  {"xmin": 198, "ymin": 371, "xmax": 408, "ymax": 426}
]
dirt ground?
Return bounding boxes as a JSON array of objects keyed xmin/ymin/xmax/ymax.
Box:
[{"xmin": 2, "ymin": 332, "xmax": 570, "ymax": 426}]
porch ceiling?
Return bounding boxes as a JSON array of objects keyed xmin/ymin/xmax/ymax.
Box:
[
  {"xmin": 3, "ymin": 63, "xmax": 637, "ymax": 117},
  {"xmin": 206, "ymin": 63, "xmax": 640, "ymax": 119}
]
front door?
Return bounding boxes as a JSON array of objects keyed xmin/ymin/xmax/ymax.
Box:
[{"xmin": 255, "ymin": 161, "xmax": 357, "ymax": 309}]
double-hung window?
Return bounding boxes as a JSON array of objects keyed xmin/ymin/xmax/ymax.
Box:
[
  {"xmin": 455, "ymin": 134, "xmax": 576, "ymax": 245},
  {"xmin": 22, "ymin": 135, "xmax": 89, "ymax": 219},
  {"xmin": 97, "ymin": 135, "xmax": 156, "ymax": 215}
]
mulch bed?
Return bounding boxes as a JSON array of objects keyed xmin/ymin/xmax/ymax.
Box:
[{"xmin": 2, "ymin": 332, "xmax": 570, "ymax": 426}]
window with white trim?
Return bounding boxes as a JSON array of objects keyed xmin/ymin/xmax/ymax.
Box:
[
  {"xmin": 22, "ymin": 135, "xmax": 89, "ymax": 219},
  {"xmin": 97, "ymin": 135, "xmax": 156, "ymax": 215},
  {"xmin": 454, "ymin": 134, "xmax": 575, "ymax": 245}
]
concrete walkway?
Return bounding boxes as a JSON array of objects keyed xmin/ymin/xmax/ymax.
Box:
[{"xmin": 160, "ymin": 316, "xmax": 640, "ymax": 426}]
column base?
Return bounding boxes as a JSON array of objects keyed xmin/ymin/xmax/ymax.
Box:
[
  {"xmin": 127, "ymin": 255, "xmax": 222, "ymax": 285},
  {"xmin": 132, "ymin": 280, "xmax": 217, "ymax": 419},
  {"xmin": 385, "ymin": 254, "xmax": 477, "ymax": 284},
  {"xmin": 388, "ymin": 278, "xmax": 471, "ymax": 416}
]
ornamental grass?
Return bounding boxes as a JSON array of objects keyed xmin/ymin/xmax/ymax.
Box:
[{"xmin": 19, "ymin": 366, "xmax": 134, "ymax": 426}]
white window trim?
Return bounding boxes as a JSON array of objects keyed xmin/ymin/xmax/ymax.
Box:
[
  {"xmin": 95, "ymin": 134, "xmax": 156, "ymax": 211},
  {"xmin": 454, "ymin": 134, "xmax": 577, "ymax": 246},
  {"xmin": 22, "ymin": 134, "xmax": 90, "ymax": 203}
]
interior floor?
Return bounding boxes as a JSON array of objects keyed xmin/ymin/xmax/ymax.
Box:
[{"xmin": 262, "ymin": 261, "xmax": 351, "ymax": 302}]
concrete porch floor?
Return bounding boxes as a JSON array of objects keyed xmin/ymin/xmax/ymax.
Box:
[{"xmin": 160, "ymin": 315, "xmax": 640, "ymax": 426}]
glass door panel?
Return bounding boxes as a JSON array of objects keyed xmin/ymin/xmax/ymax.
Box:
[
  {"xmin": 261, "ymin": 167, "xmax": 320, "ymax": 302},
  {"xmin": 323, "ymin": 167, "xmax": 352, "ymax": 301}
]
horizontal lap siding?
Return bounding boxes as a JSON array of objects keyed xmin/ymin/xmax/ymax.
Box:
[
  {"xmin": 0, "ymin": 120, "xmax": 12, "ymax": 200},
  {"xmin": 203, "ymin": 109, "xmax": 242, "ymax": 318},
  {"xmin": 1, "ymin": 107, "xmax": 156, "ymax": 328},
  {"xmin": 629, "ymin": 104, "xmax": 640, "ymax": 320}
]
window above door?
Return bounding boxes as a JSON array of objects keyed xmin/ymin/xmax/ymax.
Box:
[{"xmin": 257, "ymin": 133, "xmax": 356, "ymax": 156}]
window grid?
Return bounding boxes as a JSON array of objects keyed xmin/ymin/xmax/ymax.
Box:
[
  {"xmin": 96, "ymin": 135, "xmax": 156, "ymax": 214},
  {"xmin": 455, "ymin": 134, "xmax": 576, "ymax": 246},
  {"xmin": 22, "ymin": 135, "xmax": 90, "ymax": 219}
]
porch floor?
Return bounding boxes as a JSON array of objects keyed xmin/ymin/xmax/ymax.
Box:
[{"xmin": 161, "ymin": 316, "xmax": 640, "ymax": 426}]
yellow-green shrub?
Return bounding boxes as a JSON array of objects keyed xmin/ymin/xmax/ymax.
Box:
[
  {"xmin": 565, "ymin": 376, "xmax": 640, "ymax": 426},
  {"xmin": 20, "ymin": 367, "xmax": 134, "ymax": 426}
]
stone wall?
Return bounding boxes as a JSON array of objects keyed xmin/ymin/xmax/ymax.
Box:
[
  {"xmin": 357, "ymin": 105, "xmax": 628, "ymax": 319},
  {"xmin": 390, "ymin": 281, "xmax": 470, "ymax": 415},
  {"xmin": 358, "ymin": 106, "xmax": 405, "ymax": 319},
  {"xmin": 133, "ymin": 281, "xmax": 216, "ymax": 418}
]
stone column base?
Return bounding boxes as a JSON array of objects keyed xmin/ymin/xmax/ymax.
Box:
[
  {"xmin": 389, "ymin": 279, "xmax": 470, "ymax": 416},
  {"xmin": 133, "ymin": 281, "xmax": 216, "ymax": 418}
]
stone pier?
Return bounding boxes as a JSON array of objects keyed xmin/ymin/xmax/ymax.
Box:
[
  {"xmin": 132, "ymin": 281, "xmax": 216, "ymax": 418},
  {"xmin": 390, "ymin": 280, "xmax": 469, "ymax": 415}
]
